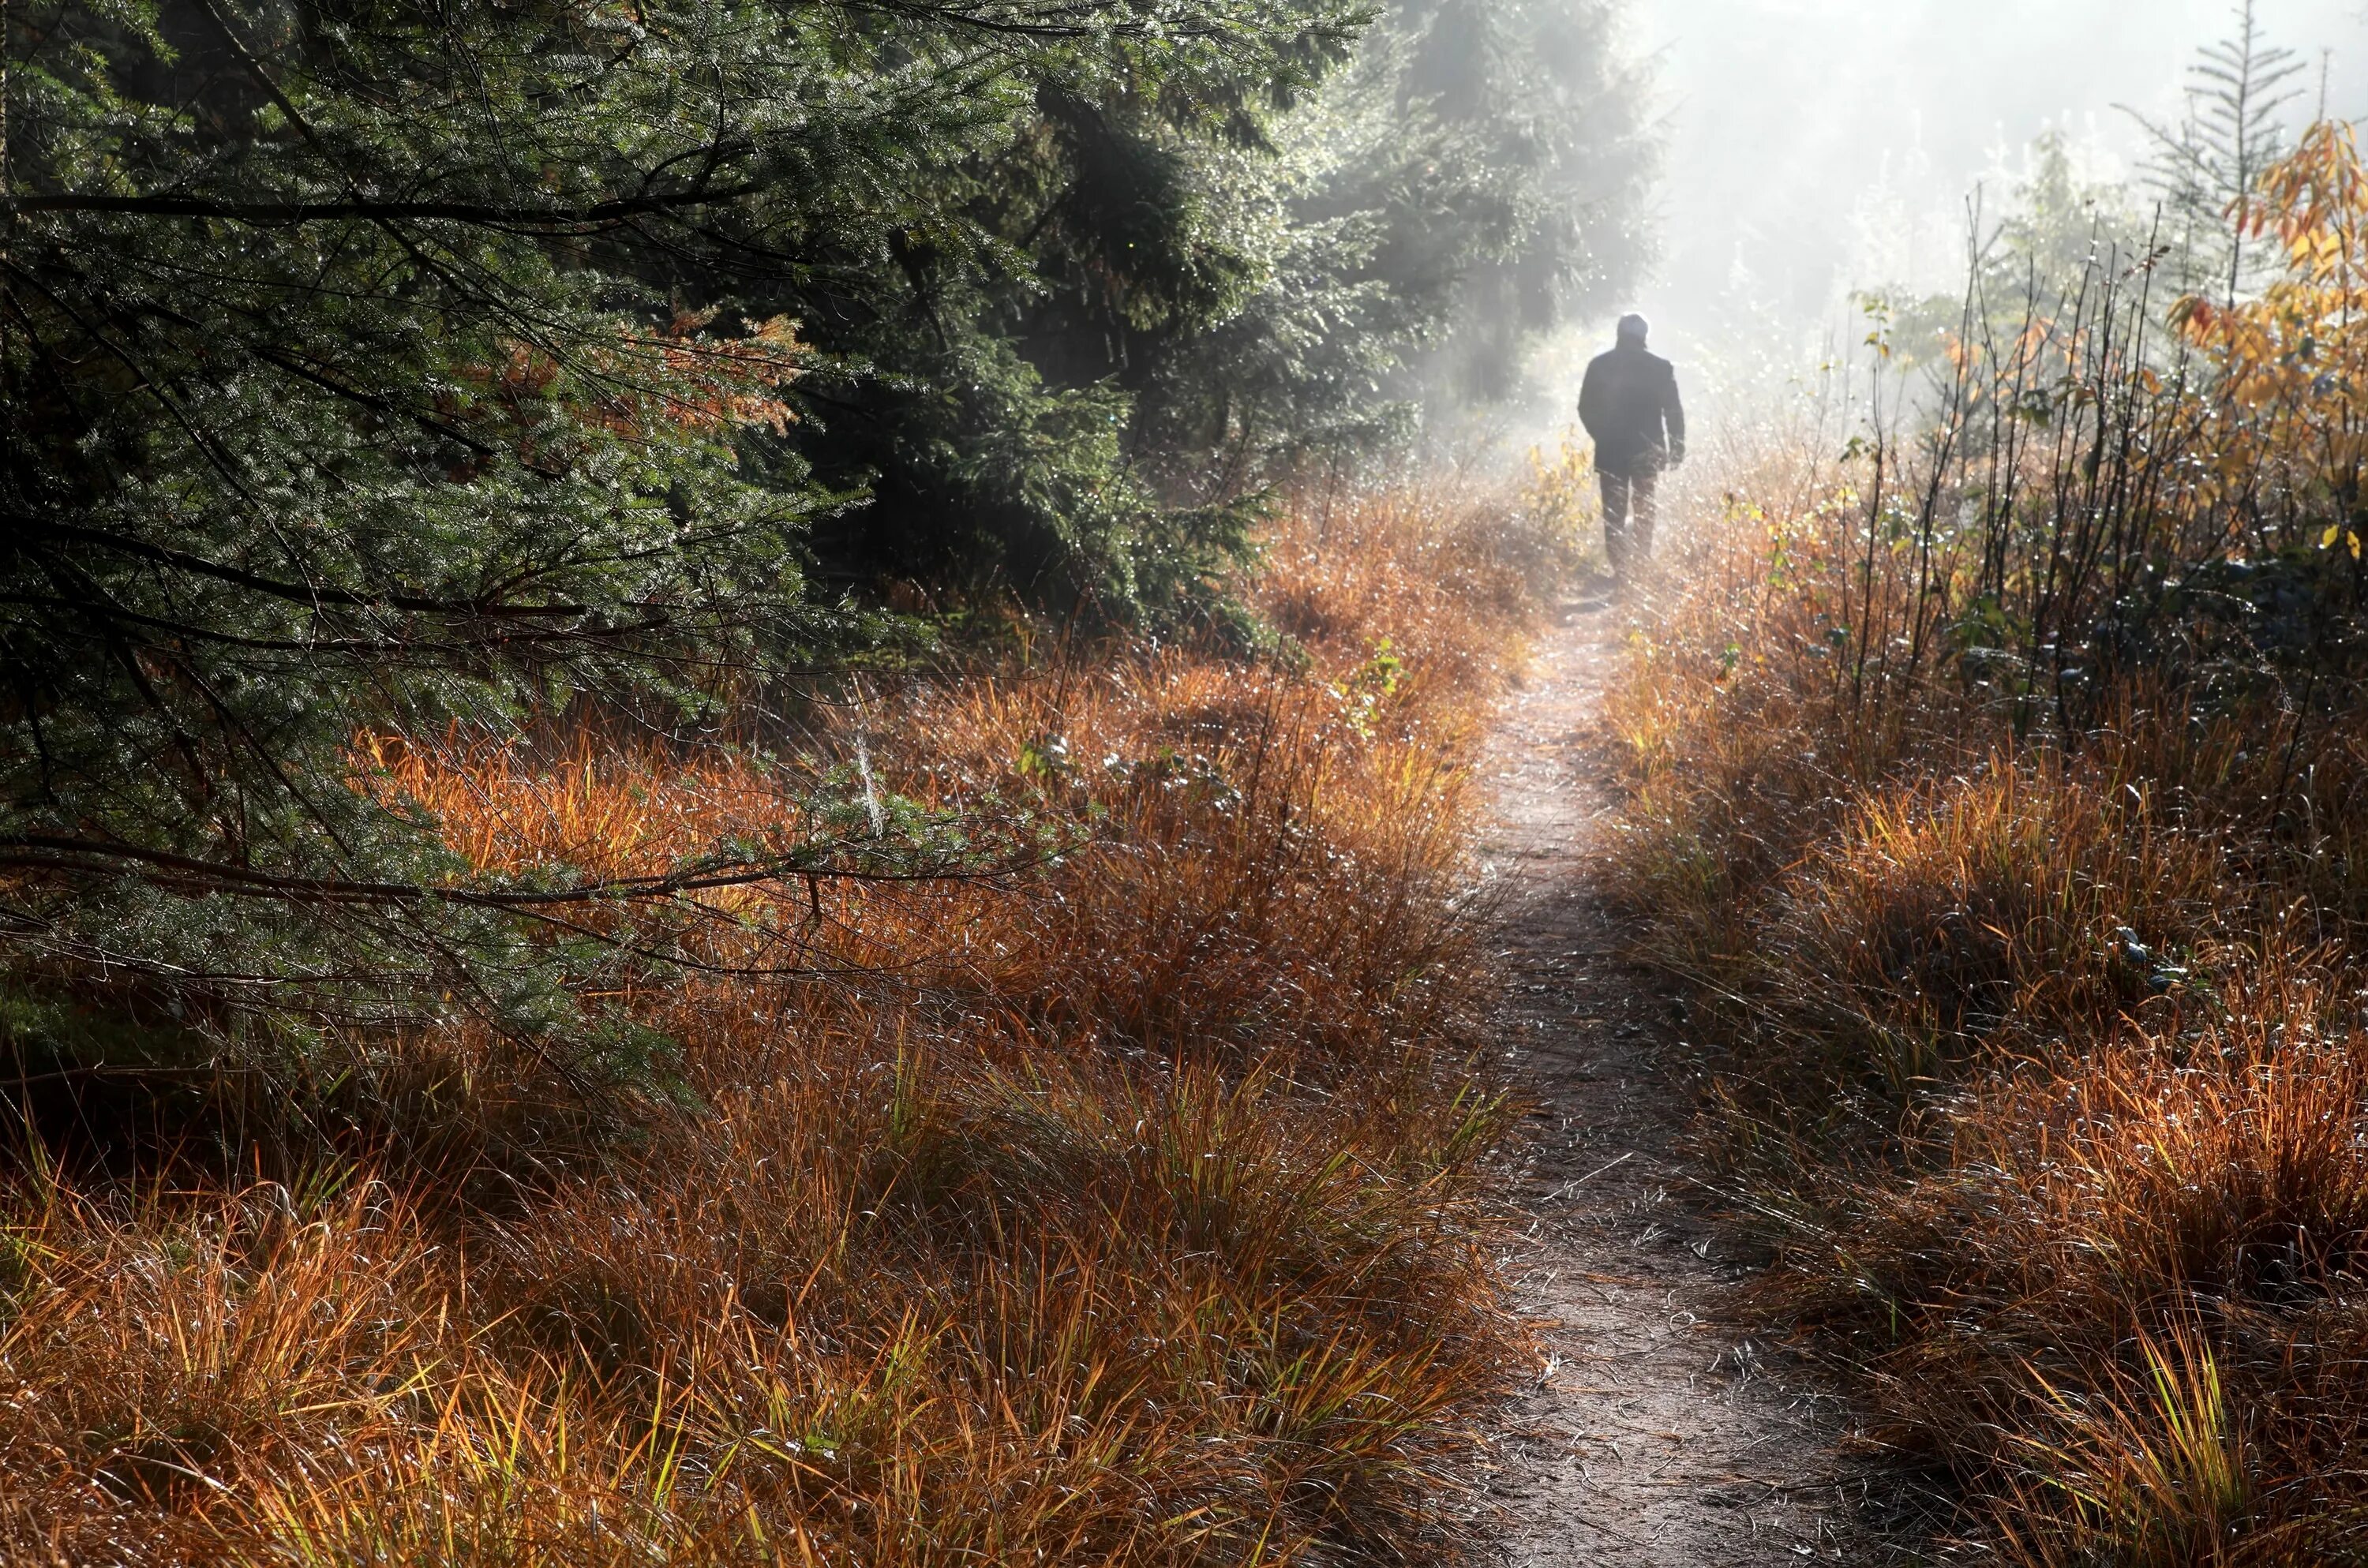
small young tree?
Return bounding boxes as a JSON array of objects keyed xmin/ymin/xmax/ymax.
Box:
[{"xmin": 2126, "ymin": 0, "xmax": 2307, "ymax": 306}]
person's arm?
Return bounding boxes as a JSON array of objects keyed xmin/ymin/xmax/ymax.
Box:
[
  {"xmin": 1579, "ymin": 359, "xmax": 1606, "ymax": 442},
  {"xmin": 1664, "ymin": 365, "xmax": 1687, "ymax": 465}
]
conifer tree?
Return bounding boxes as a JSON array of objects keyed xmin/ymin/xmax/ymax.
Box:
[
  {"xmin": 0, "ymin": 0, "xmax": 1654, "ymax": 1075},
  {"xmin": 0, "ymin": 0, "xmax": 1362, "ymax": 1065},
  {"xmin": 2127, "ymin": 0, "xmax": 2306, "ymax": 305}
]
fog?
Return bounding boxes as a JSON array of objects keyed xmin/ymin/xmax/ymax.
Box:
[{"xmin": 1538, "ymin": 0, "xmax": 2368, "ymax": 425}]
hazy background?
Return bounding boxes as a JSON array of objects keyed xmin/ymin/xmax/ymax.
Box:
[{"xmin": 1533, "ymin": 0, "xmax": 2368, "ymax": 425}]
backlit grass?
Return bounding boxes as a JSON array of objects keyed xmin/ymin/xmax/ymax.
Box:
[{"xmin": 0, "ymin": 484, "xmax": 1564, "ymax": 1566}]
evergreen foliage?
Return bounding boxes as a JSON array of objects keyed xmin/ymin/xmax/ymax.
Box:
[
  {"xmin": 1122, "ymin": 0, "xmax": 1658, "ymax": 500},
  {"xmin": 0, "ymin": 0, "xmax": 1354, "ymax": 1061},
  {"xmin": 0, "ymin": 0, "xmax": 1654, "ymax": 1072},
  {"xmin": 2126, "ymin": 0, "xmax": 2306, "ymax": 305}
]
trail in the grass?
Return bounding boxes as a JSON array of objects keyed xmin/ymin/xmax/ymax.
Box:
[{"xmin": 1476, "ymin": 579, "xmax": 1887, "ymax": 1566}]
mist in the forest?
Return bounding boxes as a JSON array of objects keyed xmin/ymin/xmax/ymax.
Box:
[{"xmin": 1537, "ymin": 0, "xmax": 2368, "ymax": 428}]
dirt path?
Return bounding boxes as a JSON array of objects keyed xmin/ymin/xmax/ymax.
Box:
[{"xmin": 1476, "ymin": 585, "xmax": 1879, "ymax": 1565}]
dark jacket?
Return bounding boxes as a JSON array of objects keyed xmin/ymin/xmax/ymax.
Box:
[{"xmin": 1579, "ymin": 344, "xmax": 1685, "ymax": 476}]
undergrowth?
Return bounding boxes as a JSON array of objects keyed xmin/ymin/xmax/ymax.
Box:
[
  {"xmin": 1605, "ymin": 123, "xmax": 2368, "ymax": 1566},
  {"xmin": 0, "ymin": 485, "xmax": 1564, "ymax": 1565}
]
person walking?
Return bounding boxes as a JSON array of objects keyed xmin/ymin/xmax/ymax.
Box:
[{"xmin": 1578, "ymin": 313, "xmax": 1685, "ymax": 581}]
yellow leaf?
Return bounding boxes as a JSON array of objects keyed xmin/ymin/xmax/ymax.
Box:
[
  {"xmin": 2351, "ymin": 530, "xmax": 2362, "ymax": 560},
  {"xmin": 2325, "ymin": 525, "xmax": 2344, "ymax": 548}
]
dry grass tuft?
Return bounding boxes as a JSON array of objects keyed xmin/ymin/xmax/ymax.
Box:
[
  {"xmin": 1604, "ymin": 442, "xmax": 2368, "ymax": 1562},
  {"xmin": 0, "ymin": 482, "xmax": 1561, "ymax": 1565}
]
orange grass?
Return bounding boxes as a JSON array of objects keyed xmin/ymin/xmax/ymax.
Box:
[
  {"xmin": 1606, "ymin": 445, "xmax": 2368, "ymax": 1562},
  {"xmin": 0, "ymin": 484, "xmax": 1561, "ymax": 1565}
]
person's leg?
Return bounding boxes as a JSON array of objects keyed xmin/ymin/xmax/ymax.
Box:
[
  {"xmin": 1631, "ymin": 461, "xmax": 1660, "ymax": 563},
  {"xmin": 1598, "ymin": 467, "xmax": 1631, "ymax": 574}
]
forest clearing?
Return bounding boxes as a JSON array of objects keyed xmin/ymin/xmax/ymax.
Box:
[{"xmin": 15, "ymin": 0, "xmax": 2368, "ymax": 1561}]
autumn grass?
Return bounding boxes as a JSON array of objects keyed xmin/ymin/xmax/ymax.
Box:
[
  {"xmin": 0, "ymin": 484, "xmax": 1564, "ymax": 1566},
  {"xmin": 1606, "ymin": 446, "xmax": 2368, "ymax": 1562}
]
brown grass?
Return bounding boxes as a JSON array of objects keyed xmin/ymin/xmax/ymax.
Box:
[
  {"xmin": 0, "ymin": 485, "xmax": 1560, "ymax": 1565},
  {"xmin": 1606, "ymin": 444, "xmax": 2368, "ymax": 1562}
]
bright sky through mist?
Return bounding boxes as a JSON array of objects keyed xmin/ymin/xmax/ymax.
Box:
[{"xmin": 1611, "ymin": 0, "xmax": 2368, "ymax": 399}]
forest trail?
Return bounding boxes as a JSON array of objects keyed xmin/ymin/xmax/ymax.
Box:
[{"xmin": 1477, "ymin": 584, "xmax": 1875, "ymax": 1565}]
